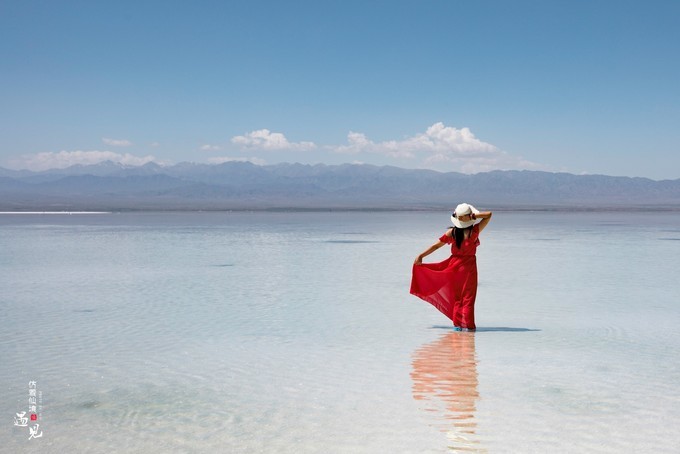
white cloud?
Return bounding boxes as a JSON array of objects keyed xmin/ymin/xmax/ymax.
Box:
[
  {"xmin": 333, "ymin": 122, "xmax": 542, "ymax": 173},
  {"xmin": 334, "ymin": 123, "xmax": 497, "ymax": 157},
  {"xmin": 9, "ymin": 150, "xmax": 158, "ymax": 171},
  {"xmin": 102, "ymin": 137, "xmax": 133, "ymax": 147},
  {"xmin": 334, "ymin": 131, "xmax": 415, "ymax": 158},
  {"xmin": 200, "ymin": 144, "xmax": 223, "ymax": 151},
  {"xmin": 231, "ymin": 129, "xmax": 316, "ymax": 151},
  {"xmin": 207, "ymin": 156, "xmax": 267, "ymax": 166}
]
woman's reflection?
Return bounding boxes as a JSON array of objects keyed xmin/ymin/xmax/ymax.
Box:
[{"xmin": 411, "ymin": 331, "xmax": 480, "ymax": 451}]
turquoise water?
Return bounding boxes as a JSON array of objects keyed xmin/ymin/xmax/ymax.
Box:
[{"xmin": 1, "ymin": 211, "xmax": 679, "ymax": 453}]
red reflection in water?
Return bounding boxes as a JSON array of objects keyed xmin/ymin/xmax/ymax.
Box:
[{"xmin": 411, "ymin": 332, "xmax": 480, "ymax": 451}]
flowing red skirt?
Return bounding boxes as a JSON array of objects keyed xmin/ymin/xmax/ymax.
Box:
[{"xmin": 410, "ymin": 255, "xmax": 478, "ymax": 329}]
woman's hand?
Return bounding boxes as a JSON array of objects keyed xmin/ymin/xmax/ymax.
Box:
[{"xmin": 414, "ymin": 255, "xmax": 423, "ymax": 265}]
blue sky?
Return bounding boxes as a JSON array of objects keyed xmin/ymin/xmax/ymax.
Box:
[{"xmin": 1, "ymin": 0, "xmax": 679, "ymax": 179}]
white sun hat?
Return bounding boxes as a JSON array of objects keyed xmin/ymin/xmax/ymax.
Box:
[{"xmin": 450, "ymin": 203, "xmax": 482, "ymax": 229}]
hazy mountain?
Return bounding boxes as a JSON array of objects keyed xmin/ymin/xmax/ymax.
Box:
[{"xmin": 0, "ymin": 161, "xmax": 678, "ymax": 211}]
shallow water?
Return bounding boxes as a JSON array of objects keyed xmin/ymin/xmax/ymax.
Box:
[{"xmin": 1, "ymin": 211, "xmax": 679, "ymax": 452}]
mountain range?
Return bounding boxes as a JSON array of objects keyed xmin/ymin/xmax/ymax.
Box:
[{"xmin": 1, "ymin": 161, "xmax": 679, "ymax": 211}]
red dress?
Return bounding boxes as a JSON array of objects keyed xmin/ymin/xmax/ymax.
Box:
[{"xmin": 410, "ymin": 224, "xmax": 480, "ymax": 330}]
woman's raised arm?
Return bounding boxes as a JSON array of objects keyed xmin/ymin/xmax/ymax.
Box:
[{"xmin": 476, "ymin": 211, "xmax": 493, "ymax": 233}]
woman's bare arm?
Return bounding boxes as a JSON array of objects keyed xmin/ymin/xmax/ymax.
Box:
[
  {"xmin": 414, "ymin": 229, "xmax": 451, "ymax": 265},
  {"xmin": 475, "ymin": 211, "xmax": 493, "ymax": 233},
  {"xmin": 414, "ymin": 241, "xmax": 445, "ymax": 265}
]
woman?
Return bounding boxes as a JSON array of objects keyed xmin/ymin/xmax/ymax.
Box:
[{"xmin": 411, "ymin": 203, "xmax": 492, "ymax": 331}]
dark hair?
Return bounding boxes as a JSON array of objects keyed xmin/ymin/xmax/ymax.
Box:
[{"xmin": 453, "ymin": 226, "xmax": 472, "ymax": 249}]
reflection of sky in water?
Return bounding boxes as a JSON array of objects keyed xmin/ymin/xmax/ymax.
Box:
[
  {"xmin": 2, "ymin": 211, "xmax": 680, "ymax": 452},
  {"xmin": 411, "ymin": 332, "xmax": 481, "ymax": 452}
]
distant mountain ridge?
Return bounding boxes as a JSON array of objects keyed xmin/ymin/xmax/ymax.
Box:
[{"xmin": 1, "ymin": 161, "xmax": 678, "ymax": 211}]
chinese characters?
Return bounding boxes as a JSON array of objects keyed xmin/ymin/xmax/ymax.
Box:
[{"xmin": 13, "ymin": 381, "xmax": 43, "ymax": 440}]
